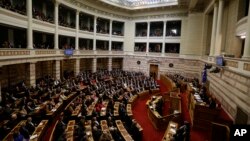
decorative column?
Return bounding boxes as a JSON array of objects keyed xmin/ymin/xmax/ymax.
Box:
[
  {"xmin": 209, "ymin": 2, "xmax": 218, "ymax": 56},
  {"xmin": 54, "ymin": 2, "xmax": 59, "ymax": 49},
  {"xmin": 93, "ymin": 16, "xmax": 97, "ymax": 50},
  {"xmin": 92, "ymin": 58, "xmax": 97, "ymax": 73},
  {"xmin": 74, "ymin": 58, "xmax": 80, "ymax": 76},
  {"xmin": 108, "ymin": 58, "xmax": 112, "ymax": 71},
  {"xmin": 26, "ymin": 63, "xmax": 36, "ymax": 86},
  {"xmin": 0, "ymin": 80, "xmax": 2, "ymax": 102},
  {"xmin": 27, "ymin": 0, "xmax": 33, "ymax": 49},
  {"xmin": 242, "ymin": 2, "xmax": 250, "ymax": 58},
  {"xmin": 0, "ymin": 66, "xmax": 3, "ymax": 102},
  {"xmin": 53, "ymin": 60, "xmax": 60, "ymax": 80},
  {"xmin": 146, "ymin": 22, "xmax": 150, "ymax": 53},
  {"xmin": 42, "ymin": 3, "xmax": 47, "ymax": 16},
  {"xmin": 109, "ymin": 20, "xmax": 112, "ymax": 51},
  {"xmin": 162, "ymin": 21, "xmax": 167, "ymax": 53},
  {"xmin": 75, "ymin": 10, "xmax": 79, "ymax": 50},
  {"xmin": 214, "ymin": 0, "xmax": 224, "ymax": 56}
]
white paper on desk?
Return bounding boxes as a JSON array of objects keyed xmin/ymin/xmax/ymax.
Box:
[
  {"xmin": 170, "ymin": 128, "xmax": 176, "ymax": 134},
  {"xmin": 30, "ymin": 134, "xmax": 38, "ymax": 139},
  {"xmin": 170, "ymin": 124, "xmax": 176, "ymax": 128},
  {"xmin": 51, "ymin": 108, "xmax": 56, "ymax": 112}
]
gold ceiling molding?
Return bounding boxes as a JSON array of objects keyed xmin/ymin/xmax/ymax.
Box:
[
  {"xmin": 64, "ymin": 0, "xmax": 131, "ymax": 20},
  {"xmin": 63, "ymin": 0, "xmax": 188, "ymax": 20}
]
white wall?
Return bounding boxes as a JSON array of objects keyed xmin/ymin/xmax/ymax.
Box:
[
  {"xmin": 181, "ymin": 13, "xmax": 204, "ymax": 55},
  {"xmin": 124, "ymin": 20, "xmax": 135, "ymax": 52}
]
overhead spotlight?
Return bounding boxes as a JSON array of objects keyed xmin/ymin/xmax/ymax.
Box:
[{"xmin": 240, "ymin": 35, "xmax": 246, "ymax": 39}]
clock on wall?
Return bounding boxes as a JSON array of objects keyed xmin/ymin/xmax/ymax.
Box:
[
  {"xmin": 169, "ymin": 63, "xmax": 174, "ymax": 68},
  {"xmin": 137, "ymin": 61, "xmax": 141, "ymax": 65}
]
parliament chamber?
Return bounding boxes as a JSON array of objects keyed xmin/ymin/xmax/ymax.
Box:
[{"xmin": 0, "ymin": 0, "xmax": 250, "ymax": 141}]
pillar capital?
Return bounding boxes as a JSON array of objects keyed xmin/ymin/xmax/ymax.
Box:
[{"xmin": 242, "ymin": 0, "xmax": 250, "ymax": 58}]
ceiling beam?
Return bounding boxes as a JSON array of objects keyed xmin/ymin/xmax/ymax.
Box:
[{"xmin": 189, "ymin": 0, "xmax": 199, "ymax": 9}]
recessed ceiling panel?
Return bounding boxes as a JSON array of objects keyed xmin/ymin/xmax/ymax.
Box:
[{"xmin": 100, "ymin": 0, "xmax": 178, "ymax": 10}]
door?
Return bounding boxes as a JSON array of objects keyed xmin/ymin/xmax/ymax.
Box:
[{"xmin": 149, "ymin": 64, "xmax": 158, "ymax": 80}]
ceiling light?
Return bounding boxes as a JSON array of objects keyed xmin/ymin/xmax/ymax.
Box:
[{"xmin": 240, "ymin": 35, "xmax": 246, "ymax": 39}]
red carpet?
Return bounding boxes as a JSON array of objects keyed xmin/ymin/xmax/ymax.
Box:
[
  {"xmin": 131, "ymin": 80, "xmax": 169, "ymax": 141},
  {"xmin": 132, "ymin": 80, "xmax": 210, "ymax": 141},
  {"xmin": 190, "ymin": 128, "xmax": 210, "ymax": 141},
  {"xmin": 132, "ymin": 96, "xmax": 165, "ymax": 141},
  {"xmin": 179, "ymin": 93, "xmax": 192, "ymax": 124}
]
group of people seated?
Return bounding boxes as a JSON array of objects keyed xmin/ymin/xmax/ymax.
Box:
[
  {"xmin": 79, "ymin": 23, "xmax": 93, "ymax": 32},
  {"xmin": 96, "ymin": 24, "xmax": 109, "ymax": 34},
  {"xmin": 33, "ymin": 42, "xmax": 54, "ymax": 49},
  {"xmin": 33, "ymin": 7, "xmax": 54, "ymax": 23},
  {"xmin": 61, "ymin": 43, "xmax": 75, "ymax": 50},
  {"xmin": 0, "ymin": 0, "xmax": 26, "ymax": 15},
  {"xmin": 112, "ymin": 30, "xmax": 123, "ymax": 36},
  {"xmin": 59, "ymin": 15, "xmax": 75, "ymax": 28},
  {"xmin": 134, "ymin": 44, "xmax": 146, "ymax": 52},
  {"xmin": 166, "ymin": 73, "xmax": 218, "ymax": 109},
  {"xmin": 54, "ymin": 69, "xmax": 153, "ymax": 141},
  {"xmin": 1, "ymin": 40, "xmax": 13, "ymax": 48},
  {"xmin": 0, "ymin": 74, "xmax": 84, "ymax": 140},
  {"xmin": 135, "ymin": 31, "xmax": 147, "ymax": 37},
  {"xmin": 0, "ymin": 69, "xmax": 157, "ymax": 140}
]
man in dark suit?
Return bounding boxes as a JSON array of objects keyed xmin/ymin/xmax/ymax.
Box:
[
  {"xmin": 26, "ymin": 117, "xmax": 36, "ymax": 135},
  {"xmin": 92, "ymin": 126, "xmax": 102, "ymax": 141},
  {"xmin": 19, "ymin": 122, "xmax": 30, "ymax": 140},
  {"xmin": 55, "ymin": 116, "xmax": 66, "ymax": 139}
]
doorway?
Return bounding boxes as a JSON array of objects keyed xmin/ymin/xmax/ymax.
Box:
[{"xmin": 149, "ymin": 64, "xmax": 159, "ymax": 80}]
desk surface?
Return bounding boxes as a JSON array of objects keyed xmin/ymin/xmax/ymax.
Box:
[
  {"xmin": 162, "ymin": 121, "xmax": 178, "ymax": 141},
  {"xmin": 85, "ymin": 120, "xmax": 94, "ymax": 141},
  {"xmin": 30, "ymin": 120, "xmax": 48, "ymax": 141},
  {"xmin": 3, "ymin": 120, "xmax": 26, "ymax": 141},
  {"xmin": 115, "ymin": 120, "xmax": 134, "ymax": 141},
  {"xmin": 65, "ymin": 120, "xmax": 75, "ymax": 141}
]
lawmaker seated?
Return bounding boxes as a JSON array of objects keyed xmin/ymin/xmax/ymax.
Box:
[
  {"xmin": 99, "ymin": 131, "xmax": 113, "ymax": 141},
  {"xmin": 172, "ymin": 121, "xmax": 190, "ymax": 141},
  {"xmin": 18, "ymin": 106, "xmax": 28, "ymax": 118}
]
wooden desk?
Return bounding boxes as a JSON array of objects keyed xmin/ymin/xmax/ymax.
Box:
[
  {"xmin": 3, "ymin": 120, "xmax": 26, "ymax": 141},
  {"xmin": 114, "ymin": 102, "xmax": 120, "ymax": 117},
  {"xmin": 169, "ymin": 92, "xmax": 181, "ymax": 114},
  {"xmin": 162, "ymin": 121, "xmax": 178, "ymax": 141},
  {"xmin": 160, "ymin": 74, "xmax": 176, "ymax": 91},
  {"xmin": 128, "ymin": 95, "xmax": 138, "ymax": 106},
  {"xmin": 115, "ymin": 120, "xmax": 134, "ymax": 141},
  {"xmin": 126, "ymin": 104, "xmax": 133, "ymax": 117},
  {"xmin": 100, "ymin": 100, "xmax": 109, "ymax": 117},
  {"xmin": 33, "ymin": 101, "xmax": 49, "ymax": 114},
  {"xmin": 49, "ymin": 120, "xmax": 58, "ymax": 141},
  {"xmin": 47, "ymin": 102, "xmax": 62, "ymax": 116},
  {"xmin": 151, "ymin": 88, "xmax": 160, "ymax": 94},
  {"xmin": 189, "ymin": 91, "xmax": 220, "ymax": 130},
  {"xmin": 84, "ymin": 120, "xmax": 94, "ymax": 141},
  {"xmin": 100, "ymin": 120, "xmax": 113, "ymax": 140},
  {"xmin": 30, "ymin": 120, "xmax": 48, "ymax": 141},
  {"xmin": 87, "ymin": 98, "xmax": 98, "ymax": 116},
  {"xmin": 147, "ymin": 96, "xmax": 181, "ymax": 130},
  {"xmin": 72, "ymin": 104, "xmax": 82, "ymax": 117},
  {"xmin": 65, "ymin": 120, "xmax": 75, "ymax": 141}
]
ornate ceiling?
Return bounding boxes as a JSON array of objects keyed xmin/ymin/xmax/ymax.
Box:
[{"xmin": 99, "ymin": 0, "xmax": 179, "ymax": 10}]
